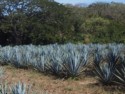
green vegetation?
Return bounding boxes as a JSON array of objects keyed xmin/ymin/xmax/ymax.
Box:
[{"xmin": 0, "ymin": 1, "xmax": 125, "ymax": 45}]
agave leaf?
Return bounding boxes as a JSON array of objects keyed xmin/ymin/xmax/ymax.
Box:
[
  {"xmin": 114, "ymin": 73, "xmax": 125, "ymax": 83},
  {"xmin": 114, "ymin": 56, "xmax": 125, "ymax": 85},
  {"xmin": 11, "ymin": 82, "xmax": 27, "ymax": 94}
]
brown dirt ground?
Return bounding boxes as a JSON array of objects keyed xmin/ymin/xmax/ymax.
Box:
[{"xmin": 1, "ymin": 65, "xmax": 125, "ymax": 94}]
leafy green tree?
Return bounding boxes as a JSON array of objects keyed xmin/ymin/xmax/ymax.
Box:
[{"xmin": 81, "ymin": 17, "xmax": 110, "ymax": 43}]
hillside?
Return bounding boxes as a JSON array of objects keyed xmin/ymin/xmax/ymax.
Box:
[{"xmin": 0, "ymin": 1, "xmax": 125, "ymax": 45}]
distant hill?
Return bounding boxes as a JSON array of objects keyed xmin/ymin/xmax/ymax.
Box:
[{"xmin": 74, "ymin": 3, "xmax": 89, "ymax": 7}]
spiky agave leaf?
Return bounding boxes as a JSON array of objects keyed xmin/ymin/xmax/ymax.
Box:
[
  {"xmin": 0, "ymin": 83, "xmax": 9, "ymax": 94},
  {"xmin": 0, "ymin": 46, "xmax": 14, "ymax": 65},
  {"xmin": 46, "ymin": 49, "xmax": 63, "ymax": 76},
  {"xmin": 35, "ymin": 55, "xmax": 49, "ymax": 72},
  {"xmin": 48, "ymin": 58, "xmax": 63, "ymax": 76},
  {"xmin": 63, "ymin": 49, "xmax": 88, "ymax": 78},
  {"xmin": 94, "ymin": 48, "xmax": 106, "ymax": 83},
  {"xmin": 94, "ymin": 47, "xmax": 118, "ymax": 85},
  {"xmin": 114, "ymin": 56, "xmax": 125, "ymax": 85},
  {"xmin": 10, "ymin": 47, "xmax": 26, "ymax": 68},
  {"xmin": 11, "ymin": 82, "xmax": 32, "ymax": 94},
  {"xmin": 107, "ymin": 45, "xmax": 120, "ymax": 65},
  {"xmin": 94, "ymin": 47, "xmax": 104, "ymax": 66},
  {"xmin": 99, "ymin": 63, "xmax": 114, "ymax": 84}
]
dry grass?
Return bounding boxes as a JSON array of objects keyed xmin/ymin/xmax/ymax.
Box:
[{"xmin": 1, "ymin": 65, "xmax": 125, "ymax": 94}]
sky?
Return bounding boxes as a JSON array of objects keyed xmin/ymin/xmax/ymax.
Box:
[{"xmin": 55, "ymin": 0, "xmax": 125, "ymax": 5}]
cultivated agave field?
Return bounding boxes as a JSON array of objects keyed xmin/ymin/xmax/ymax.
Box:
[{"xmin": 0, "ymin": 43, "xmax": 125, "ymax": 93}]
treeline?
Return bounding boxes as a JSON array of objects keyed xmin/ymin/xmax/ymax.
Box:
[{"xmin": 0, "ymin": 0, "xmax": 125, "ymax": 45}]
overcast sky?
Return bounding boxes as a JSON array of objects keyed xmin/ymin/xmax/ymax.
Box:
[{"xmin": 55, "ymin": 0, "xmax": 125, "ymax": 5}]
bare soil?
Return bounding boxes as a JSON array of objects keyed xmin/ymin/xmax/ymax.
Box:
[{"xmin": 1, "ymin": 65, "xmax": 125, "ymax": 94}]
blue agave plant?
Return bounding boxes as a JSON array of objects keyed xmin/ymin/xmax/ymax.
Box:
[
  {"xmin": 94, "ymin": 46, "xmax": 119, "ymax": 85},
  {"xmin": 63, "ymin": 48, "xmax": 88, "ymax": 78},
  {"xmin": 0, "ymin": 83, "xmax": 9, "ymax": 94},
  {"xmin": 46, "ymin": 49, "xmax": 63, "ymax": 76},
  {"xmin": 11, "ymin": 82, "xmax": 31, "ymax": 94},
  {"xmin": 114, "ymin": 56, "xmax": 125, "ymax": 85}
]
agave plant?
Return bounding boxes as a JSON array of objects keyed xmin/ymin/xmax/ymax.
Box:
[
  {"xmin": 0, "ymin": 67, "xmax": 8, "ymax": 94},
  {"xmin": 47, "ymin": 58, "xmax": 63, "ymax": 76},
  {"xmin": 0, "ymin": 46, "xmax": 14, "ymax": 65},
  {"xmin": 0, "ymin": 83, "xmax": 9, "ymax": 94},
  {"xmin": 10, "ymin": 47, "xmax": 26, "ymax": 68},
  {"xmin": 0, "ymin": 82, "xmax": 32, "ymax": 94},
  {"xmin": 45, "ymin": 49, "xmax": 63, "ymax": 76},
  {"xmin": 63, "ymin": 49, "xmax": 88, "ymax": 78},
  {"xmin": 11, "ymin": 82, "xmax": 31, "ymax": 94},
  {"xmin": 114, "ymin": 56, "xmax": 125, "ymax": 85},
  {"xmin": 35, "ymin": 55, "xmax": 48, "ymax": 72},
  {"xmin": 94, "ymin": 47, "xmax": 119, "ymax": 85}
]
